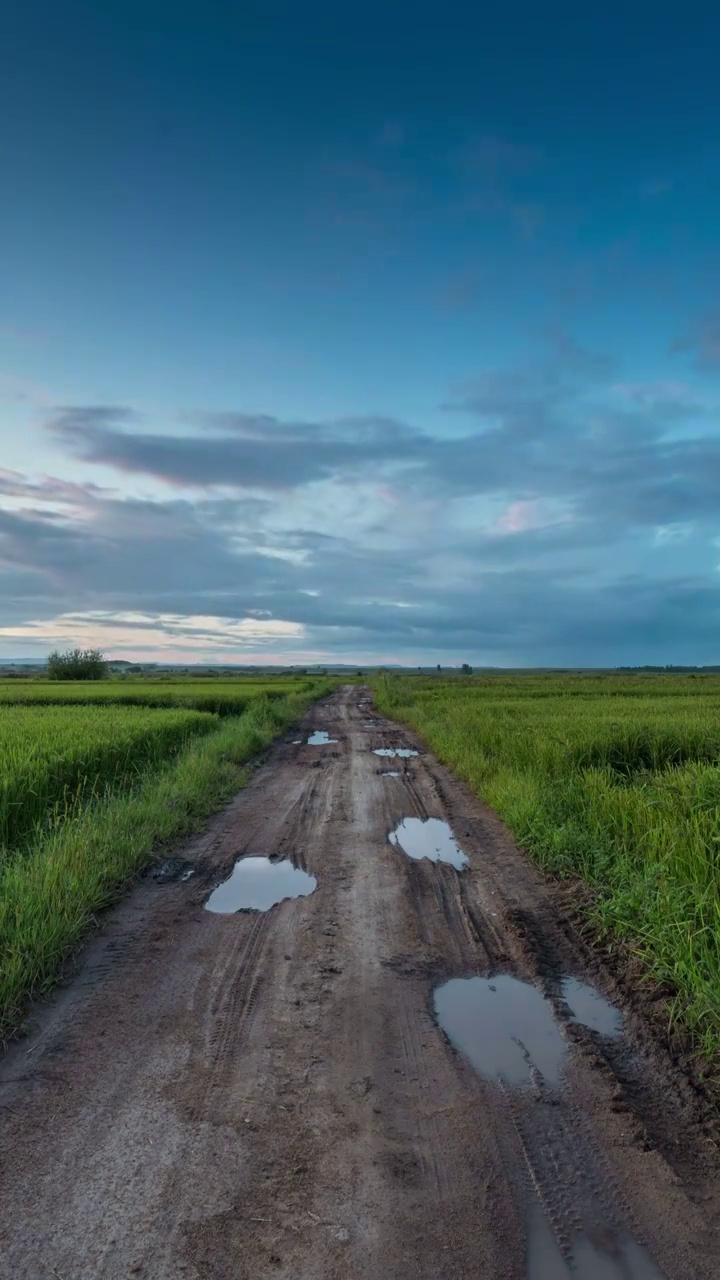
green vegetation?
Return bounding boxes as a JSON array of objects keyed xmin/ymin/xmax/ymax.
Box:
[
  {"xmin": 0, "ymin": 679, "xmax": 329, "ymax": 1036},
  {"xmin": 47, "ymin": 646, "xmax": 108, "ymax": 680},
  {"xmin": 0, "ymin": 705, "xmax": 216, "ymax": 853},
  {"xmin": 0, "ymin": 678, "xmax": 315, "ymax": 715},
  {"xmin": 374, "ymin": 672, "xmax": 720, "ymax": 1060}
]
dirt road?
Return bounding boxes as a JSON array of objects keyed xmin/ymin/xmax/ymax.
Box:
[{"xmin": 1, "ymin": 687, "xmax": 719, "ymax": 1279}]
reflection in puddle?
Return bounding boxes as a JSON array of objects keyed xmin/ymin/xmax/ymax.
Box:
[
  {"xmin": 434, "ymin": 975, "xmax": 567, "ymax": 1086},
  {"xmin": 381, "ymin": 770, "xmax": 402, "ymax": 777},
  {"xmin": 307, "ymin": 730, "xmax": 338, "ymax": 745},
  {"xmin": 528, "ymin": 1201, "xmax": 665, "ymax": 1279},
  {"xmin": 373, "ymin": 747, "xmax": 419, "ymax": 757},
  {"xmin": 205, "ymin": 857, "xmax": 317, "ymax": 913},
  {"xmin": 389, "ymin": 817, "xmax": 468, "ymax": 870},
  {"xmin": 292, "ymin": 739, "xmax": 302, "ymax": 744},
  {"xmin": 562, "ymin": 978, "xmax": 623, "ymax": 1037}
]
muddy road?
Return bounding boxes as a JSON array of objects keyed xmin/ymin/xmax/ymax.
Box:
[{"xmin": 1, "ymin": 686, "xmax": 719, "ymax": 1279}]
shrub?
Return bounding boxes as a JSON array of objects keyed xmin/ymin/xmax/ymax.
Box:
[{"xmin": 47, "ymin": 648, "xmax": 109, "ymax": 681}]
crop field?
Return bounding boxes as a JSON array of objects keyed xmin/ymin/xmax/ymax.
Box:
[
  {"xmin": 0, "ymin": 704, "xmax": 217, "ymax": 853},
  {"xmin": 0, "ymin": 677, "xmax": 314, "ymax": 715},
  {"xmin": 374, "ymin": 672, "xmax": 720, "ymax": 1056},
  {"xmin": 0, "ymin": 677, "xmax": 330, "ymax": 1034}
]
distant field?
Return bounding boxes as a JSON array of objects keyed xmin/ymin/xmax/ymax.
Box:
[
  {"xmin": 0, "ymin": 677, "xmax": 316, "ymax": 715},
  {"xmin": 374, "ymin": 672, "xmax": 720, "ymax": 1058},
  {"xmin": 0, "ymin": 677, "xmax": 331, "ymax": 1034}
]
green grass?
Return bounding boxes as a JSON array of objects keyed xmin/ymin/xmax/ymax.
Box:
[
  {"xmin": 373, "ymin": 672, "xmax": 720, "ymax": 1062},
  {"xmin": 0, "ymin": 682, "xmax": 328, "ymax": 1036},
  {"xmin": 0, "ymin": 677, "xmax": 317, "ymax": 715},
  {"xmin": 0, "ymin": 705, "xmax": 217, "ymax": 852}
]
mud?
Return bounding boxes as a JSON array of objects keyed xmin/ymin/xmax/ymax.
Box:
[
  {"xmin": 205, "ymin": 856, "xmax": 317, "ymax": 913},
  {"xmin": 1, "ymin": 686, "xmax": 718, "ymax": 1280}
]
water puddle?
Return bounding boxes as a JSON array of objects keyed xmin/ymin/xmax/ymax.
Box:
[
  {"xmin": 528, "ymin": 1201, "xmax": 665, "ymax": 1279},
  {"xmin": 373, "ymin": 747, "xmax": 419, "ymax": 758},
  {"xmin": 562, "ymin": 977, "xmax": 622, "ymax": 1037},
  {"xmin": 381, "ymin": 770, "xmax": 402, "ymax": 777},
  {"xmin": 389, "ymin": 817, "xmax": 468, "ymax": 870},
  {"xmin": 205, "ymin": 857, "xmax": 317, "ymax": 913},
  {"xmin": 292, "ymin": 738, "xmax": 302, "ymax": 744},
  {"xmin": 434, "ymin": 975, "xmax": 567, "ymax": 1086},
  {"xmin": 307, "ymin": 730, "xmax": 338, "ymax": 745}
]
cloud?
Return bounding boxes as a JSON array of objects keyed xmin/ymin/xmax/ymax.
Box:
[
  {"xmin": 49, "ymin": 407, "xmax": 426, "ymax": 490},
  {"xmin": 377, "ymin": 120, "xmax": 405, "ymax": 147},
  {"xmin": 1, "ymin": 342, "xmax": 718, "ymax": 664},
  {"xmin": 671, "ymin": 310, "xmax": 720, "ymax": 371},
  {"xmin": 455, "ymin": 135, "xmax": 544, "ymax": 177}
]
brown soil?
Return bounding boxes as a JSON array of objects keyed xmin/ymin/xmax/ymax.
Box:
[{"xmin": 1, "ymin": 686, "xmax": 719, "ymax": 1279}]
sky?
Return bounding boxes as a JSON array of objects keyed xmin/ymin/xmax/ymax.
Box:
[{"xmin": 1, "ymin": 1, "xmax": 720, "ymax": 666}]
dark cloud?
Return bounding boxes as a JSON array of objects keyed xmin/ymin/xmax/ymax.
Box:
[{"xmin": 49, "ymin": 407, "xmax": 426, "ymax": 490}]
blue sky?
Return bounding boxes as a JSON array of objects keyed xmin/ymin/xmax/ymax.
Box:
[{"xmin": 1, "ymin": 1, "xmax": 719, "ymax": 664}]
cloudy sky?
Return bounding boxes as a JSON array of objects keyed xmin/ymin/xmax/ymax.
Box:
[{"xmin": 1, "ymin": 3, "xmax": 720, "ymax": 666}]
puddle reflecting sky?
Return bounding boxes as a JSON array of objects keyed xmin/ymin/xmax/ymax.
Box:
[
  {"xmin": 307, "ymin": 730, "xmax": 338, "ymax": 745},
  {"xmin": 528, "ymin": 1202, "xmax": 666, "ymax": 1279},
  {"xmin": 562, "ymin": 978, "xmax": 623, "ymax": 1037},
  {"xmin": 389, "ymin": 817, "xmax": 468, "ymax": 870},
  {"xmin": 373, "ymin": 747, "xmax": 419, "ymax": 757},
  {"xmin": 434, "ymin": 975, "xmax": 567, "ymax": 1086},
  {"xmin": 205, "ymin": 857, "xmax": 317, "ymax": 913}
]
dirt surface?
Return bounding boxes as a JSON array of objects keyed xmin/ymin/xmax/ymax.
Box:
[{"xmin": 2, "ymin": 686, "xmax": 720, "ymax": 1279}]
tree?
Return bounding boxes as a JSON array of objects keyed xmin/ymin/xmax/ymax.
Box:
[
  {"xmin": 461, "ymin": 662, "xmax": 473, "ymax": 675},
  {"xmin": 47, "ymin": 647, "xmax": 108, "ymax": 681}
]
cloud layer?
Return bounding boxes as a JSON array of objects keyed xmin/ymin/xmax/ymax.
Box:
[{"xmin": 2, "ymin": 345, "xmax": 720, "ymax": 664}]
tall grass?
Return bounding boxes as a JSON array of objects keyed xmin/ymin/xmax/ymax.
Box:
[
  {"xmin": 0, "ymin": 705, "xmax": 217, "ymax": 853},
  {"xmin": 0, "ymin": 684, "xmax": 326, "ymax": 1036},
  {"xmin": 374, "ymin": 673, "xmax": 720, "ymax": 1060}
]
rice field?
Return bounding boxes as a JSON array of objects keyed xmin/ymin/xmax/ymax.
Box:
[
  {"xmin": 374, "ymin": 672, "xmax": 720, "ymax": 1059},
  {"xmin": 0, "ymin": 678, "xmax": 313, "ymax": 715},
  {"xmin": 0, "ymin": 677, "xmax": 331, "ymax": 1034},
  {"xmin": 0, "ymin": 704, "xmax": 217, "ymax": 853}
]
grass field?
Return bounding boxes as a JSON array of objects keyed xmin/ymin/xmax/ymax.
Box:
[
  {"xmin": 374, "ymin": 672, "xmax": 720, "ymax": 1061},
  {"xmin": 0, "ymin": 705, "xmax": 217, "ymax": 852},
  {"xmin": 0, "ymin": 677, "xmax": 330, "ymax": 1035},
  {"xmin": 0, "ymin": 678, "xmax": 314, "ymax": 715}
]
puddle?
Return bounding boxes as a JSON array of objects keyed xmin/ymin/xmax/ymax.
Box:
[
  {"xmin": 205, "ymin": 857, "xmax": 317, "ymax": 913},
  {"xmin": 381, "ymin": 770, "xmax": 402, "ymax": 777},
  {"xmin": 562, "ymin": 977, "xmax": 623, "ymax": 1037},
  {"xmin": 389, "ymin": 817, "xmax": 468, "ymax": 870},
  {"xmin": 307, "ymin": 730, "xmax": 338, "ymax": 745},
  {"xmin": 292, "ymin": 738, "xmax": 302, "ymax": 744},
  {"xmin": 434, "ymin": 975, "xmax": 567, "ymax": 1086},
  {"xmin": 150, "ymin": 857, "xmax": 196, "ymax": 883},
  {"xmin": 373, "ymin": 747, "xmax": 419, "ymax": 758},
  {"xmin": 528, "ymin": 1201, "xmax": 666, "ymax": 1279}
]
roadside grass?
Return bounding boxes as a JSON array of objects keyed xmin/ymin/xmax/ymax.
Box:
[
  {"xmin": 0, "ymin": 685, "xmax": 326, "ymax": 1038},
  {"xmin": 373, "ymin": 673, "xmax": 720, "ymax": 1062}
]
